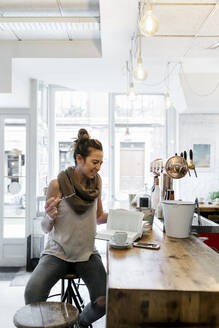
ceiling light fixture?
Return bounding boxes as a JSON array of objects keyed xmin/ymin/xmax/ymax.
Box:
[
  {"xmin": 128, "ymin": 82, "xmax": 136, "ymax": 101},
  {"xmin": 139, "ymin": 0, "xmax": 159, "ymax": 37},
  {"xmin": 165, "ymin": 92, "xmax": 172, "ymax": 109},
  {"xmin": 133, "ymin": 34, "xmax": 147, "ymax": 81},
  {"xmin": 127, "ymin": 55, "xmax": 137, "ymax": 101},
  {"xmin": 125, "ymin": 127, "xmax": 130, "ymax": 135}
]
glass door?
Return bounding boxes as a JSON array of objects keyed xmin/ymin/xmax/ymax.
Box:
[{"xmin": 0, "ymin": 115, "xmax": 29, "ymax": 266}]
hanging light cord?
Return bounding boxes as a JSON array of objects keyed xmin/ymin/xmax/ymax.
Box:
[
  {"xmin": 182, "ymin": 0, "xmax": 219, "ymax": 58},
  {"xmin": 138, "ymin": 34, "xmax": 141, "ymax": 58},
  {"xmin": 179, "ymin": 63, "xmax": 219, "ymax": 97},
  {"xmin": 141, "ymin": 0, "xmax": 219, "ymax": 96},
  {"xmin": 178, "ymin": 0, "xmax": 219, "ymax": 97}
]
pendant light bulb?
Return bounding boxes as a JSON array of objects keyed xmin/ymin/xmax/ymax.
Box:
[
  {"xmin": 165, "ymin": 93, "xmax": 172, "ymax": 109},
  {"xmin": 125, "ymin": 127, "xmax": 130, "ymax": 135},
  {"xmin": 139, "ymin": 2, "xmax": 159, "ymax": 36},
  {"xmin": 128, "ymin": 82, "xmax": 136, "ymax": 101},
  {"xmin": 133, "ymin": 57, "xmax": 147, "ymax": 81}
]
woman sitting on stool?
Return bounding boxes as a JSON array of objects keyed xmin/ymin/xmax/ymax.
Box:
[{"xmin": 24, "ymin": 128, "xmax": 108, "ymax": 328}]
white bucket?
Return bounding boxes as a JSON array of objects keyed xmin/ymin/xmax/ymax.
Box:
[{"xmin": 161, "ymin": 200, "xmax": 195, "ymax": 238}]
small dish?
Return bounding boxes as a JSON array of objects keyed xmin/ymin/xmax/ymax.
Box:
[
  {"xmin": 109, "ymin": 241, "xmax": 132, "ymax": 249},
  {"xmin": 143, "ymin": 227, "xmax": 151, "ymax": 233}
]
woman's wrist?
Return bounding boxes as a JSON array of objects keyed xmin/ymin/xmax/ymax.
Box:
[{"xmin": 45, "ymin": 214, "xmax": 54, "ymax": 224}]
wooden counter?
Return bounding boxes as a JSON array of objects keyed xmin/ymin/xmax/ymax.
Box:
[
  {"xmin": 197, "ymin": 203, "xmax": 219, "ymax": 223},
  {"xmin": 106, "ymin": 220, "xmax": 219, "ymax": 328},
  {"xmin": 198, "ymin": 203, "xmax": 219, "ymax": 213}
]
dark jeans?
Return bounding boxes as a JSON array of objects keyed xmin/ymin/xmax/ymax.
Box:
[{"xmin": 24, "ymin": 253, "xmax": 106, "ymax": 326}]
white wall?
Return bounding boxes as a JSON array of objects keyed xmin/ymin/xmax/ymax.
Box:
[
  {"xmin": 178, "ymin": 114, "xmax": 219, "ymax": 201},
  {"xmin": 0, "ymin": 62, "xmax": 30, "ymax": 108}
]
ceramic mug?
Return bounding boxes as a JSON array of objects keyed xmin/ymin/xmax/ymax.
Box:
[{"xmin": 111, "ymin": 231, "xmax": 128, "ymax": 245}]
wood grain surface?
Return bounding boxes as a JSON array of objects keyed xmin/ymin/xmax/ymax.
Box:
[
  {"xmin": 13, "ymin": 301, "xmax": 78, "ymax": 328},
  {"xmin": 106, "ymin": 220, "xmax": 219, "ymax": 327},
  {"xmin": 198, "ymin": 203, "xmax": 219, "ymax": 213}
]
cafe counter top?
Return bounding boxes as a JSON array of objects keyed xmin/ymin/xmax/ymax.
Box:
[
  {"xmin": 198, "ymin": 202, "xmax": 219, "ymax": 212},
  {"xmin": 106, "ymin": 218, "xmax": 219, "ymax": 328}
]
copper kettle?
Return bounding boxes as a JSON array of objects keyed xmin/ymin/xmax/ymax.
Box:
[
  {"xmin": 165, "ymin": 150, "xmax": 197, "ymax": 179},
  {"xmin": 165, "ymin": 155, "xmax": 188, "ymax": 179}
]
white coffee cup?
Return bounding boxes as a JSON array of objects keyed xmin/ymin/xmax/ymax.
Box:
[
  {"xmin": 111, "ymin": 231, "xmax": 128, "ymax": 245},
  {"xmin": 215, "ymin": 198, "xmax": 219, "ymax": 204}
]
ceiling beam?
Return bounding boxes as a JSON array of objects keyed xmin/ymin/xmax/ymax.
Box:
[
  {"xmin": 152, "ymin": 34, "xmax": 219, "ymax": 37},
  {"xmin": 149, "ymin": 2, "xmax": 217, "ymax": 5},
  {"xmin": 0, "ymin": 17, "xmax": 99, "ymax": 23}
]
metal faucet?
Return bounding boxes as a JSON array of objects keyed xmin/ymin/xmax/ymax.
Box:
[{"xmin": 195, "ymin": 197, "xmax": 201, "ymax": 226}]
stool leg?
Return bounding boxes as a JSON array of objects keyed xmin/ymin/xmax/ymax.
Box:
[
  {"xmin": 71, "ymin": 279, "xmax": 84, "ymax": 309},
  {"xmin": 67, "ymin": 279, "xmax": 73, "ymax": 304},
  {"xmin": 71, "ymin": 280, "xmax": 93, "ymax": 328},
  {"xmin": 61, "ymin": 278, "xmax": 65, "ymax": 299},
  {"xmin": 62, "ymin": 279, "xmax": 72, "ymax": 304},
  {"xmin": 62, "ymin": 278, "xmax": 83, "ymax": 313},
  {"xmin": 61, "ymin": 278, "xmax": 93, "ymax": 328},
  {"xmin": 68, "ymin": 282, "xmax": 83, "ymax": 312}
]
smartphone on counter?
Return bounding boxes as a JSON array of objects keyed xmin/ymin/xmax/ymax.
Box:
[{"xmin": 133, "ymin": 242, "xmax": 160, "ymax": 250}]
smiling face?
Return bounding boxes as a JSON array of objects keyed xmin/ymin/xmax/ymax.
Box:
[{"xmin": 76, "ymin": 147, "xmax": 103, "ymax": 180}]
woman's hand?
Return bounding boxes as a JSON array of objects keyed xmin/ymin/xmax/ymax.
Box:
[
  {"xmin": 96, "ymin": 194, "xmax": 108, "ymax": 224},
  {"xmin": 45, "ymin": 197, "xmax": 61, "ymax": 221}
]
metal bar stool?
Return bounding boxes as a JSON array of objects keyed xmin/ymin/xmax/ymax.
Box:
[
  {"xmin": 13, "ymin": 301, "xmax": 78, "ymax": 328},
  {"xmin": 48, "ymin": 273, "xmax": 93, "ymax": 328},
  {"xmin": 60, "ymin": 274, "xmax": 93, "ymax": 328},
  {"xmin": 61, "ymin": 273, "xmax": 85, "ymax": 312}
]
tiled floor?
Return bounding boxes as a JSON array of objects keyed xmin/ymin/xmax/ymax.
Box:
[{"xmin": 0, "ymin": 240, "xmax": 107, "ymax": 328}]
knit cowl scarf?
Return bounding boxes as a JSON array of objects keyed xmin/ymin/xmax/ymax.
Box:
[{"xmin": 57, "ymin": 166, "xmax": 101, "ymax": 215}]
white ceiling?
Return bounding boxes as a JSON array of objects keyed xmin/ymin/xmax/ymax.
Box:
[{"xmin": 1, "ymin": 0, "xmax": 219, "ymax": 113}]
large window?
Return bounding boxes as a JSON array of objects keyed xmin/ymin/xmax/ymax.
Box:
[
  {"xmin": 113, "ymin": 94, "xmax": 166, "ymax": 201},
  {"xmin": 54, "ymin": 89, "xmax": 109, "ymax": 206},
  {"xmin": 52, "ymin": 89, "xmax": 167, "ymax": 206}
]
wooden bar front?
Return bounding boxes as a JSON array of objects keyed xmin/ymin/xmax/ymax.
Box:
[
  {"xmin": 196, "ymin": 203, "xmax": 219, "ymax": 223},
  {"xmin": 106, "ymin": 220, "xmax": 219, "ymax": 328}
]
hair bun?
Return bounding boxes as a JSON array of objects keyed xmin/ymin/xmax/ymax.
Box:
[{"xmin": 78, "ymin": 128, "xmax": 90, "ymax": 140}]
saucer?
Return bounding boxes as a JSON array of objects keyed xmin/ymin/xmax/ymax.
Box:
[
  {"xmin": 143, "ymin": 227, "xmax": 151, "ymax": 233},
  {"xmin": 109, "ymin": 241, "xmax": 132, "ymax": 249}
]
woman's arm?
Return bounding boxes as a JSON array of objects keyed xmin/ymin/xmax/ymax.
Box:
[
  {"xmin": 41, "ymin": 179, "xmax": 62, "ymax": 233},
  {"xmin": 96, "ymin": 194, "xmax": 108, "ymax": 224}
]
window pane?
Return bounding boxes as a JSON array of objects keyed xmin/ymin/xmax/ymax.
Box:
[
  {"xmin": 4, "ymin": 218, "xmax": 25, "ymax": 238},
  {"xmin": 4, "ymin": 119, "xmax": 26, "ymax": 218},
  {"xmin": 3, "ymin": 118, "xmax": 26, "ymax": 238},
  {"xmin": 55, "ymin": 90, "xmax": 88, "ymax": 123},
  {"xmin": 55, "ymin": 90, "xmax": 109, "ymax": 207},
  {"xmin": 114, "ymin": 94, "xmax": 166, "ymax": 200},
  {"xmin": 115, "ymin": 94, "xmax": 165, "ymax": 125}
]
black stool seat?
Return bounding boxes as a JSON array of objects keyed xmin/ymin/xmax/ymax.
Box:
[
  {"xmin": 63, "ymin": 273, "xmax": 78, "ymax": 280},
  {"xmin": 13, "ymin": 301, "xmax": 78, "ymax": 328}
]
